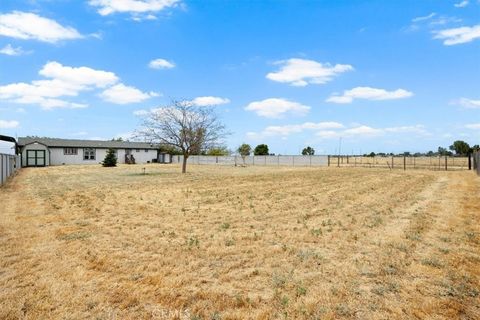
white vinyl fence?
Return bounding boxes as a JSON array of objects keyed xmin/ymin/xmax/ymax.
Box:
[
  {"xmin": 172, "ymin": 155, "xmax": 329, "ymax": 167},
  {"xmin": 0, "ymin": 153, "xmax": 21, "ymax": 186}
]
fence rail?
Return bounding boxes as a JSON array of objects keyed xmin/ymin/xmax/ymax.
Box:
[
  {"xmin": 172, "ymin": 155, "xmax": 329, "ymax": 167},
  {"xmin": 329, "ymin": 155, "xmax": 472, "ymax": 171},
  {"xmin": 171, "ymin": 154, "xmax": 477, "ymax": 172},
  {"xmin": 0, "ymin": 153, "xmax": 21, "ymax": 186}
]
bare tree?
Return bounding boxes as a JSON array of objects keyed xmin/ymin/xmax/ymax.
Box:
[{"xmin": 136, "ymin": 99, "xmax": 228, "ymax": 173}]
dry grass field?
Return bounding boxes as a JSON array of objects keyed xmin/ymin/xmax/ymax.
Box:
[{"xmin": 1, "ymin": 164, "xmax": 479, "ymax": 319}]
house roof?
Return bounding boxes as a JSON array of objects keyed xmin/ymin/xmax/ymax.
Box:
[{"xmin": 17, "ymin": 137, "xmax": 160, "ymax": 149}]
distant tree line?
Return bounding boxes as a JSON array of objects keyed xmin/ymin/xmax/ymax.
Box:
[{"xmin": 362, "ymin": 140, "xmax": 479, "ymax": 157}]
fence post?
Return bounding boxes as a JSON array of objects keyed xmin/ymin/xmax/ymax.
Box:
[
  {"xmin": 403, "ymin": 156, "xmax": 406, "ymax": 171},
  {"xmin": 310, "ymin": 155, "xmax": 312, "ymax": 166},
  {"xmin": 328, "ymin": 155, "xmax": 330, "ymax": 166},
  {"xmin": 337, "ymin": 155, "xmax": 340, "ymax": 168},
  {"xmin": 445, "ymin": 156, "xmax": 448, "ymax": 171},
  {"xmin": 468, "ymin": 154, "xmax": 472, "ymax": 170},
  {"xmin": 265, "ymin": 155, "xmax": 267, "ymax": 166},
  {"xmin": 216, "ymin": 156, "xmax": 218, "ymax": 164}
]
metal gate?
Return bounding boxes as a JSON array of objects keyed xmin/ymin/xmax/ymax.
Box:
[{"xmin": 26, "ymin": 150, "xmax": 46, "ymax": 167}]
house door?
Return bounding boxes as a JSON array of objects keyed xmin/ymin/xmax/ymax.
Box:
[{"xmin": 26, "ymin": 150, "xmax": 46, "ymax": 167}]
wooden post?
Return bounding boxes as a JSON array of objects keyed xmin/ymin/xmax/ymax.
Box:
[
  {"xmin": 216, "ymin": 156, "xmax": 218, "ymax": 164},
  {"xmin": 328, "ymin": 155, "xmax": 330, "ymax": 167},
  {"xmin": 445, "ymin": 156, "xmax": 448, "ymax": 171},
  {"xmin": 264, "ymin": 155, "xmax": 267, "ymax": 166},
  {"xmin": 310, "ymin": 155, "xmax": 312, "ymax": 166},
  {"xmin": 392, "ymin": 156, "xmax": 394, "ymax": 169},
  {"xmin": 337, "ymin": 155, "xmax": 340, "ymax": 167},
  {"xmin": 468, "ymin": 154, "xmax": 472, "ymax": 170},
  {"xmin": 403, "ymin": 156, "xmax": 406, "ymax": 171}
]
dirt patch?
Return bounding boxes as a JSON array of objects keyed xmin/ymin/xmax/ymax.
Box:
[{"xmin": 0, "ymin": 164, "xmax": 478, "ymax": 319}]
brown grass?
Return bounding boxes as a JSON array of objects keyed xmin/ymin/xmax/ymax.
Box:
[{"xmin": 0, "ymin": 164, "xmax": 479, "ymax": 319}]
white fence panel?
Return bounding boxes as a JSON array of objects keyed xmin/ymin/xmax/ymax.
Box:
[
  {"xmin": 0, "ymin": 153, "xmax": 21, "ymax": 186},
  {"xmin": 171, "ymin": 155, "xmax": 329, "ymax": 167}
]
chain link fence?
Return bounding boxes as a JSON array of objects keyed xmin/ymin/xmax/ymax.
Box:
[
  {"xmin": 329, "ymin": 155, "xmax": 472, "ymax": 171},
  {"xmin": 171, "ymin": 154, "xmax": 478, "ymax": 172}
]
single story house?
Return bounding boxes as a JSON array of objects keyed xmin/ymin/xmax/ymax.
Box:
[{"xmin": 17, "ymin": 137, "xmax": 171, "ymax": 167}]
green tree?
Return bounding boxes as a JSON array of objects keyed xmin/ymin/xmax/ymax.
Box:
[
  {"xmin": 254, "ymin": 144, "xmax": 269, "ymax": 156},
  {"xmin": 438, "ymin": 146, "xmax": 453, "ymax": 156},
  {"xmin": 449, "ymin": 140, "xmax": 470, "ymax": 155},
  {"xmin": 102, "ymin": 148, "xmax": 117, "ymax": 167},
  {"xmin": 206, "ymin": 146, "xmax": 230, "ymax": 156},
  {"xmin": 237, "ymin": 143, "xmax": 251, "ymax": 165},
  {"xmin": 301, "ymin": 146, "xmax": 315, "ymax": 155}
]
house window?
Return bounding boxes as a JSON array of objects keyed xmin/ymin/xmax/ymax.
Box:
[
  {"xmin": 64, "ymin": 148, "xmax": 78, "ymax": 155},
  {"xmin": 136, "ymin": 149, "xmax": 140, "ymax": 152},
  {"xmin": 83, "ymin": 148, "xmax": 96, "ymax": 160}
]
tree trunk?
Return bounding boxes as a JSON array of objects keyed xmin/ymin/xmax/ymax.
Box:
[{"xmin": 182, "ymin": 155, "xmax": 188, "ymax": 173}]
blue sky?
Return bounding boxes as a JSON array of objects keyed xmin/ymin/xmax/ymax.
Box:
[{"xmin": 0, "ymin": 0, "xmax": 479, "ymax": 155}]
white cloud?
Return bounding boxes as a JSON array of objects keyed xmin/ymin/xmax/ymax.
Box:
[
  {"xmin": 412, "ymin": 12, "xmax": 436, "ymax": 23},
  {"xmin": 0, "ymin": 11, "xmax": 82, "ymax": 43},
  {"xmin": 383, "ymin": 125, "xmax": 428, "ymax": 135},
  {"xmin": 342, "ymin": 126, "xmax": 384, "ymax": 137},
  {"xmin": 254, "ymin": 122, "xmax": 344, "ymax": 137},
  {"xmin": 245, "ymin": 98, "xmax": 310, "ymax": 118},
  {"xmin": 248, "ymin": 123, "xmax": 428, "ymax": 141},
  {"xmin": 316, "ymin": 125, "xmax": 428, "ymax": 139},
  {"xmin": 190, "ymin": 96, "xmax": 230, "ymax": 106},
  {"xmin": 0, "ymin": 61, "xmax": 120, "ymax": 110},
  {"xmin": 0, "ymin": 120, "xmax": 19, "ymax": 128},
  {"xmin": 0, "ymin": 61, "xmax": 153, "ymax": 109},
  {"xmin": 456, "ymin": 98, "xmax": 480, "ymax": 109},
  {"xmin": 39, "ymin": 61, "xmax": 118, "ymax": 88},
  {"xmin": 133, "ymin": 109, "xmax": 149, "ymax": 116},
  {"xmin": 434, "ymin": 24, "xmax": 480, "ymax": 45},
  {"xmin": 454, "ymin": 1, "xmax": 469, "ymax": 8},
  {"xmin": 149, "ymin": 58, "xmax": 175, "ymax": 69},
  {"xmin": 266, "ymin": 58, "xmax": 353, "ymax": 86},
  {"xmin": 0, "ymin": 44, "xmax": 27, "ymax": 56},
  {"xmin": 100, "ymin": 83, "xmax": 158, "ymax": 104},
  {"xmin": 465, "ymin": 123, "xmax": 480, "ymax": 130},
  {"xmin": 88, "ymin": 0, "xmax": 180, "ymax": 16},
  {"xmin": 326, "ymin": 86, "xmax": 413, "ymax": 104}
]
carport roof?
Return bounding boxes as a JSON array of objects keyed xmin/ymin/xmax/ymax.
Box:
[{"xmin": 17, "ymin": 137, "xmax": 160, "ymax": 149}]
